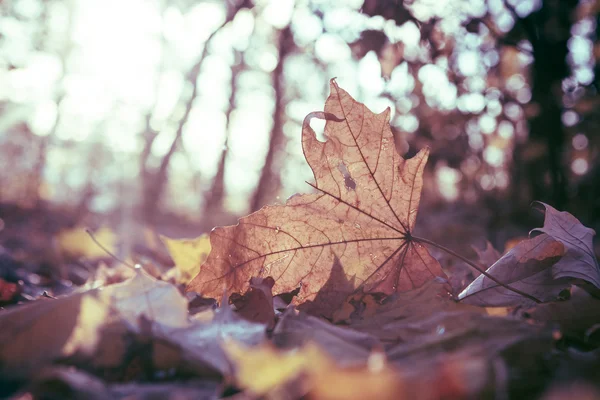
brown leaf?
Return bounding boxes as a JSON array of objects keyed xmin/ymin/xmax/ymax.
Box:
[
  {"xmin": 458, "ymin": 234, "xmax": 567, "ymax": 306},
  {"xmin": 230, "ymin": 276, "xmax": 276, "ymax": 329},
  {"xmin": 187, "ymin": 80, "xmax": 446, "ymax": 317},
  {"xmin": 0, "ymin": 270, "xmax": 190, "ymax": 378},
  {"xmin": 0, "ymin": 290, "xmax": 110, "ymax": 378}
]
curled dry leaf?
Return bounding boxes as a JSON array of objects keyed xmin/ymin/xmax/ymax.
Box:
[
  {"xmin": 458, "ymin": 234, "xmax": 566, "ymax": 306},
  {"xmin": 187, "ymin": 80, "xmax": 446, "ymax": 317},
  {"xmin": 459, "ymin": 204, "xmax": 600, "ymax": 307},
  {"xmin": 532, "ymin": 202, "xmax": 600, "ymax": 288}
]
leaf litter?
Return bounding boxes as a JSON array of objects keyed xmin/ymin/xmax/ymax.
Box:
[{"xmin": 1, "ymin": 81, "xmax": 600, "ymax": 399}]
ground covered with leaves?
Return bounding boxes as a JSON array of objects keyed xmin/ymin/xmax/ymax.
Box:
[{"xmin": 1, "ymin": 82, "xmax": 600, "ymax": 400}]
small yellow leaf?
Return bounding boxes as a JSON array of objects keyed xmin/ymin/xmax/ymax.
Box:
[
  {"xmin": 161, "ymin": 234, "xmax": 211, "ymax": 284},
  {"xmin": 57, "ymin": 226, "xmax": 116, "ymax": 260},
  {"xmin": 225, "ymin": 341, "xmax": 404, "ymax": 400},
  {"xmin": 485, "ymin": 307, "xmax": 510, "ymax": 317},
  {"xmin": 225, "ymin": 341, "xmax": 323, "ymax": 395}
]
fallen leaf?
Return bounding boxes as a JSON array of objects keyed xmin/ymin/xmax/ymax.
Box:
[
  {"xmin": 24, "ymin": 367, "xmax": 220, "ymax": 400},
  {"xmin": 109, "ymin": 381, "xmax": 220, "ymax": 400},
  {"xmin": 0, "ymin": 291, "xmax": 110, "ymax": 378},
  {"xmin": 154, "ymin": 303, "xmax": 267, "ymax": 376},
  {"xmin": 230, "ymin": 276, "xmax": 276, "ymax": 329},
  {"xmin": 331, "ymin": 290, "xmax": 383, "ymax": 323},
  {"xmin": 386, "ymin": 312, "xmax": 554, "ymax": 367},
  {"xmin": 225, "ymin": 341, "xmax": 405, "ymax": 400},
  {"xmin": 473, "ymin": 241, "xmax": 501, "ymax": 268},
  {"xmin": 0, "ymin": 270, "xmax": 191, "ymax": 378},
  {"xmin": 523, "ymin": 285, "xmax": 600, "ymax": 339},
  {"xmin": 27, "ymin": 367, "xmax": 109, "ymax": 400},
  {"xmin": 187, "ymin": 80, "xmax": 446, "ymax": 317},
  {"xmin": 100, "ymin": 269, "xmax": 190, "ymax": 331},
  {"xmin": 56, "ymin": 226, "xmax": 117, "ymax": 260},
  {"xmin": 346, "ymin": 279, "xmax": 482, "ymax": 343},
  {"xmin": 532, "ymin": 202, "xmax": 600, "ymax": 288},
  {"xmin": 0, "ymin": 277, "xmax": 19, "ymax": 303},
  {"xmin": 84, "ymin": 262, "xmax": 135, "ymax": 289},
  {"xmin": 273, "ymin": 308, "xmax": 381, "ymax": 365},
  {"xmin": 458, "ymin": 234, "xmax": 567, "ymax": 306},
  {"xmin": 161, "ymin": 234, "xmax": 211, "ymax": 284}
]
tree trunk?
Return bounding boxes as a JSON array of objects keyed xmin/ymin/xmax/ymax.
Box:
[
  {"xmin": 508, "ymin": 0, "xmax": 577, "ymax": 209},
  {"xmin": 202, "ymin": 52, "xmax": 244, "ymax": 221},
  {"xmin": 141, "ymin": 14, "xmax": 235, "ymax": 225},
  {"xmin": 250, "ymin": 26, "xmax": 293, "ymax": 212}
]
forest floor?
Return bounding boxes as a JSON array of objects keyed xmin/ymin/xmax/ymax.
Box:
[{"xmin": 1, "ymin": 201, "xmax": 599, "ymax": 400}]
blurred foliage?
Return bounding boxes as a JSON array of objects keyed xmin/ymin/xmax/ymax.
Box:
[{"xmin": 0, "ymin": 0, "xmax": 599, "ymax": 234}]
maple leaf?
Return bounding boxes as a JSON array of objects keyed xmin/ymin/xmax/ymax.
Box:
[{"xmin": 187, "ymin": 80, "xmax": 446, "ymax": 317}]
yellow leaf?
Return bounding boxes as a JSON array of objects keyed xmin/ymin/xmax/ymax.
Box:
[
  {"xmin": 225, "ymin": 341, "xmax": 404, "ymax": 400},
  {"xmin": 161, "ymin": 234, "xmax": 211, "ymax": 284},
  {"xmin": 57, "ymin": 226, "xmax": 116, "ymax": 260}
]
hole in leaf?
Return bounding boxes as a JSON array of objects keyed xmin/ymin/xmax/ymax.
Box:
[
  {"xmin": 338, "ymin": 163, "xmax": 356, "ymax": 190},
  {"xmin": 310, "ymin": 118, "xmax": 327, "ymax": 142}
]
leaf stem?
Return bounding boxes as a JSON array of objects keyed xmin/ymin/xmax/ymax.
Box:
[
  {"xmin": 412, "ymin": 236, "xmax": 542, "ymax": 304},
  {"xmin": 85, "ymin": 229, "xmax": 137, "ymax": 271}
]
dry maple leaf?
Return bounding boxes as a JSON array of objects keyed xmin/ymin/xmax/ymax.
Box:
[{"xmin": 187, "ymin": 80, "xmax": 446, "ymax": 316}]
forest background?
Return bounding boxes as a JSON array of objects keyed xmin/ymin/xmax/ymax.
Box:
[{"xmin": 1, "ymin": 0, "xmax": 599, "ymax": 258}]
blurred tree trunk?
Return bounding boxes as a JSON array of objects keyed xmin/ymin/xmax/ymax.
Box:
[
  {"xmin": 202, "ymin": 52, "xmax": 244, "ymax": 222},
  {"xmin": 250, "ymin": 26, "xmax": 293, "ymax": 212},
  {"xmin": 141, "ymin": 14, "xmax": 235, "ymax": 226},
  {"xmin": 508, "ymin": 1, "xmax": 577, "ymax": 209},
  {"xmin": 141, "ymin": 60, "xmax": 202, "ymax": 225},
  {"xmin": 29, "ymin": 4, "xmax": 73, "ymax": 208}
]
